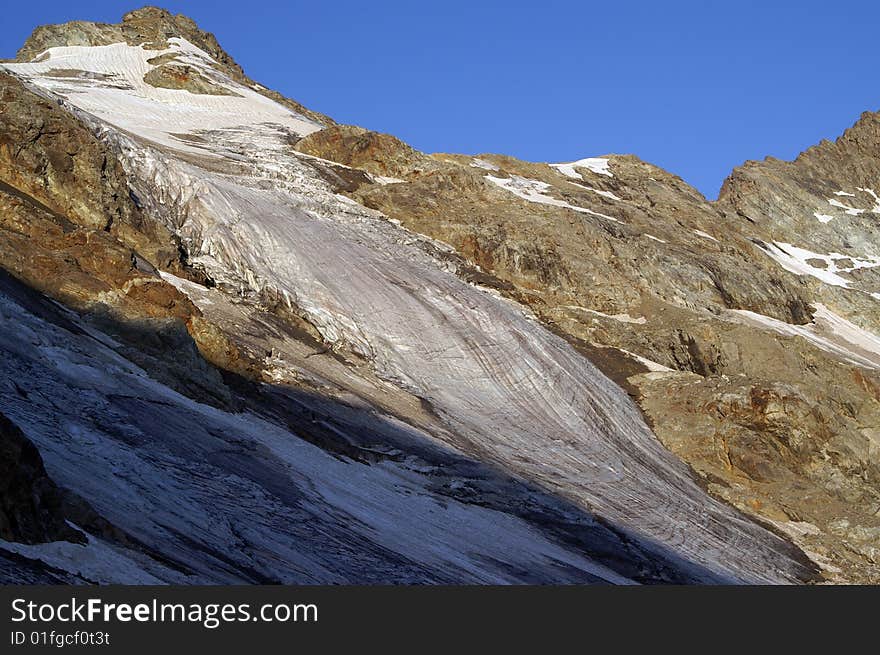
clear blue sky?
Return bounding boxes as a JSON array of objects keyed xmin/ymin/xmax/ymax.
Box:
[{"xmin": 2, "ymin": 1, "xmax": 878, "ymax": 198}]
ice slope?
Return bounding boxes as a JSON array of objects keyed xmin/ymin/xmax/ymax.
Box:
[
  {"xmin": 0, "ymin": 280, "xmax": 631, "ymax": 584},
  {"xmin": 2, "ymin": 42, "xmax": 813, "ymax": 582},
  {"xmin": 6, "ymin": 39, "xmax": 321, "ymax": 153}
]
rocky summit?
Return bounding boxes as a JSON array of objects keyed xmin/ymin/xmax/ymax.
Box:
[{"xmin": 0, "ymin": 6, "xmax": 877, "ymax": 584}]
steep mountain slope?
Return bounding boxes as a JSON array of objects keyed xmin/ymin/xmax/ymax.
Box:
[
  {"xmin": 325, "ymin": 142, "xmax": 880, "ymax": 580},
  {"xmin": 3, "ymin": 269, "xmax": 658, "ymax": 584},
  {"xmin": 720, "ymin": 112, "xmax": 880, "ymax": 315},
  {"xmin": 0, "ymin": 7, "xmax": 876, "ymax": 583},
  {"xmin": 0, "ymin": 61, "xmax": 665, "ymax": 585}
]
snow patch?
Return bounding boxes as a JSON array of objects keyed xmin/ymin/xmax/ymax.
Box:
[
  {"xmin": 371, "ymin": 175, "xmax": 406, "ymax": 185},
  {"xmin": 619, "ymin": 349, "xmax": 673, "ymax": 373},
  {"xmin": 486, "ymin": 175, "xmax": 622, "ymax": 223},
  {"xmin": 470, "ymin": 158, "xmax": 499, "ymax": 171},
  {"xmin": 563, "ymin": 305, "xmax": 647, "ymax": 324},
  {"xmin": 551, "ymin": 157, "xmax": 613, "ymax": 179},
  {"xmin": 828, "ymin": 198, "xmax": 865, "ymax": 215},
  {"xmin": 0, "ymin": 530, "xmax": 179, "ymax": 584},
  {"xmin": 757, "ymin": 241, "xmax": 880, "ymax": 288},
  {"xmin": 728, "ymin": 304, "xmax": 880, "ymax": 370},
  {"xmin": 1, "ymin": 39, "xmax": 322, "ymax": 156},
  {"xmin": 589, "ymin": 188, "xmax": 621, "ymax": 200},
  {"xmin": 857, "ymin": 187, "xmax": 880, "ymax": 213},
  {"xmin": 694, "ymin": 230, "xmax": 719, "ymax": 242}
]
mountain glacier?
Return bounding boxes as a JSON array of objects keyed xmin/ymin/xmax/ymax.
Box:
[{"xmin": 5, "ymin": 7, "xmax": 880, "ymax": 584}]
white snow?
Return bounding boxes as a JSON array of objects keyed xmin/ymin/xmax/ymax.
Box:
[
  {"xmin": 0, "ymin": 529, "xmax": 183, "ymax": 584},
  {"xmin": 486, "ymin": 175, "xmax": 623, "ymax": 223},
  {"xmin": 857, "ymin": 187, "xmax": 880, "ymax": 213},
  {"xmin": 470, "ymin": 158, "xmax": 499, "ymax": 171},
  {"xmin": 728, "ymin": 304, "xmax": 880, "ymax": 370},
  {"xmin": 551, "ymin": 157, "xmax": 613, "ymax": 179},
  {"xmin": 572, "ymin": 184, "xmax": 621, "ymax": 201},
  {"xmin": 828, "ymin": 198, "xmax": 865, "ymax": 215},
  {"xmin": 758, "ymin": 241, "xmax": 880, "ymax": 288},
  {"xmin": 371, "ymin": 175, "xmax": 406, "ymax": 185},
  {"xmin": 618, "ymin": 348, "xmax": 673, "ymax": 372},
  {"xmin": 814, "ymin": 212, "xmax": 835, "ymax": 224},
  {"xmin": 1, "ymin": 39, "xmax": 322, "ymax": 156},
  {"xmin": 563, "ymin": 305, "xmax": 647, "ymax": 324},
  {"xmin": 644, "ymin": 234, "xmax": 667, "ymax": 244},
  {"xmin": 0, "ymin": 39, "xmax": 811, "ymax": 583},
  {"xmin": 590, "ymin": 342, "xmax": 672, "ymax": 372},
  {"xmin": 694, "ymin": 230, "xmax": 719, "ymax": 242},
  {"xmin": 0, "ymin": 289, "xmax": 635, "ymax": 584},
  {"xmin": 823, "ymin": 188, "xmax": 880, "ymax": 216},
  {"xmin": 814, "ymin": 303, "xmax": 880, "ymax": 358}
]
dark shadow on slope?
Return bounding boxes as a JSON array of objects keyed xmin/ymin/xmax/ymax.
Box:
[
  {"xmin": 0, "ymin": 410, "xmax": 85, "ymax": 545},
  {"xmin": 0, "ymin": 269, "xmax": 820, "ymax": 585},
  {"xmin": 0, "ymin": 549, "xmax": 84, "ymax": 584}
]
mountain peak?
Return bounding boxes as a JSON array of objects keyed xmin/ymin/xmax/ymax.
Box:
[
  {"xmin": 14, "ymin": 6, "xmax": 333, "ymax": 126},
  {"xmin": 2, "ymin": 6, "xmax": 879, "ymax": 585},
  {"xmin": 16, "ymin": 6, "xmax": 241, "ymax": 78}
]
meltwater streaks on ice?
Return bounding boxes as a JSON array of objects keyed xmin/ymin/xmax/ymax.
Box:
[{"xmin": 2, "ymin": 39, "xmax": 811, "ymax": 582}]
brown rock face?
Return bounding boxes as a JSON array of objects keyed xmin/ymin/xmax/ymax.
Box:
[
  {"xmin": 295, "ymin": 125, "xmax": 437, "ymax": 178},
  {"xmin": 349, "ymin": 152, "xmax": 814, "ymax": 325},
  {"xmin": 299, "ymin": 125, "xmax": 880, "ymax": 582},
  {"xmin": 0, "ymin": 71, "xmax": 248, "ymax": 407},
  {"xmin": 2, "ymin": 8, "xmax": 879, "ymax": 582},
  {"xmin": 0, "ymin": 70, "xmax": 179, "ymax": 266},
  {"xmin": 143, "ymin": 63, "xmax": 239, "ymax": 96},
  {"xmin": 0, "ymin": 68, "xmax": 180, "ymax": 315}
]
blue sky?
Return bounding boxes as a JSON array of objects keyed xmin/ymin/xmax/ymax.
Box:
[{"xmin": 2, "ymin": 1, "xmax": 878, "ymax": 198}]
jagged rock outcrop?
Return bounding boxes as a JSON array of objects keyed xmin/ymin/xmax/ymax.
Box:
[
  {"xmin": 143, "ymin": 63, "xmax": 239, "ymax": 96},
  {"xmin": 295, "ymin": 125, "xmax": 439, "ymax": 178},
  {"xmin": 719, "ymin": 110, "xmax": 880, "ymax": 327},
  {"xmin": 0, "ymin": 411, "xmax": 82, "ymax": 545},
  {"xmin": 0, "ymin": 7, "xmax": 877, "ymax": 584}
]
